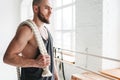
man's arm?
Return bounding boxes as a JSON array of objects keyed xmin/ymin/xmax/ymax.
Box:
[
  {"xmin": 3, "ymin": 26, "xmax": 36, "ymax": 67},
  {"xmin": 3, "ymin": 25, "xmax": 50, "ymax": 68}
]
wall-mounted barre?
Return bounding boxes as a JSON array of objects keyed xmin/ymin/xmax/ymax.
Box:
[
  {"xmin": 55, "ymin": 48, "xmax": 120, "ymax": 63},
  {"xmin": 55, "ymin": 57, "xmax": 116, "ymax": 80},
  {"xmin": 54, "ymin": 47, "xmax": 119, "ymax": 80}
]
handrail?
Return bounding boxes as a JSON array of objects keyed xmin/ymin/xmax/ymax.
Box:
[
  {"xmin": 54, "ymin": 47, "xmax": 120, "ymax": 80},
  {"xmin": 56, "ymin": 51, "xmax": 75, "ymax": 57},
  {"xmin": 54, "ymin": 58, "xmax": 75, "ymax": 64},
  {"xmin": 54, "ymin": 57, "xmax": 116, "ymax": 80},
  {"xmin": 56, "ymin": 48, "xmax": 120, "ymax": 63}
]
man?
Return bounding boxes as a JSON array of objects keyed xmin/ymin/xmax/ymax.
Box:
[{"xmin": 3, "ymin": 0, "xmax": 58, "ymax": 80}]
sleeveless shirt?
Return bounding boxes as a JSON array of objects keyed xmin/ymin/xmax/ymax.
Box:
[{"xmin": 20, "ymin": 28, "xmax": 54, "ymax": 80}]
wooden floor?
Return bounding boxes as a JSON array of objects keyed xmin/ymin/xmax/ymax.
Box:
[
  {"xmin": 100, "ymin": 68, "xmax": 120, "ymax": 80},
  {"xmin": 71, "ymin": 69, "xmax": 120, "ymax": 80}
]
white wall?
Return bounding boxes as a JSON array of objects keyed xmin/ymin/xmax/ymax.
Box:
[
  {"xmin": 0, "ymin": 0, "xmax": 21, "ymax": 80},
  {"xmin": 75, "ymin": 0, "xmax": 120, "ymax": 71},
  {"xmin": 103, "ymin": 0, "xmax": 120, "ymax": 69},
  {"xmin": 21, "ymin": 0, "xmax": 33, "ymax": 21},
  {"xmin": 75, "ymin": 0, "xmax": 102, "ymax": 71},
  {"xmin": 64, "ymin": 0, "xmax": 103, "ymax": 79}
]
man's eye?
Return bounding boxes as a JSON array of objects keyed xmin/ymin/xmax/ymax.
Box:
[{"xmin": 45, "ymin": 6, "xmax": 49, "ymax": 9}]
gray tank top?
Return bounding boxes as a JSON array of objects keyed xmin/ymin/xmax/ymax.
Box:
[{"xmin": 21, "ymin": 28, "xmax": 54, "ymax": 80}]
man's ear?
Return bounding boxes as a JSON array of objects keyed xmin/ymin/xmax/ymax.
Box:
[{"xmin": 33, "ymin": 5, "xmax": 38, "ymax": 13}]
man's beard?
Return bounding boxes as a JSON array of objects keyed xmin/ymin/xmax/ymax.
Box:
[{"xmin": 38, "ymin": 7, "xmax": 50, "ymax": 24}]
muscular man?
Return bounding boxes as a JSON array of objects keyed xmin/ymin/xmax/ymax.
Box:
[{"xmin": 3, "ymin": 0, "xmax": 58, "ymax": 80}]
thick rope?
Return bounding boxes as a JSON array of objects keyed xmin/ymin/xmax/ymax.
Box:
[
  {"xmin": 23, "ymin": 20, "xmax": 48, "ymax": 55},
  {"xmin": 16, "ymin": 67, "xmax": 20, "ymax": 80}
]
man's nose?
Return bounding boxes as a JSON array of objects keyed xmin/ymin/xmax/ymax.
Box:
[{"xmin": 49, "ymin": 8, "xmax": 52, "ymax": 14}]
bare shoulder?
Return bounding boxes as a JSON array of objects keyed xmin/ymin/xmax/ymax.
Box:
[
  {"xmin": 3, "ymin": 24, "xmax": 34, "ymax": 62},
  {"xmin": 15, "ymin": 25, "xmax": 33, "ymax": 41}
]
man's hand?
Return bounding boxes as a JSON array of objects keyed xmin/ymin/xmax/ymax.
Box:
[{"xmin": 36, "ymin": 55, "xmax": 50, "ymax": 68}]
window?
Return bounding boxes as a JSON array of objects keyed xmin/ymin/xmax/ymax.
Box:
[{"xmin": 52, "ymin": 0, "xmax": 76, "ymax": 62}]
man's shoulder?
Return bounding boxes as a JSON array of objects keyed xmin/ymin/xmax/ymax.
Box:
[
  {"xmin": 17, "ymin": 19, "xmax": 33, "ymax": 31},
  {"xmin": 16, "ymin": 21, "xmax": 33, "ymax": 40},
  {"xmin": 17, "ymin": 24, "xmax": 32, "ymax": 33}
]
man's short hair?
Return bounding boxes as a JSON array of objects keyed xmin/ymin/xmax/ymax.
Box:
[{"xmin": 32, "ymin": 0, "xmax": 43, "ymax": 6}]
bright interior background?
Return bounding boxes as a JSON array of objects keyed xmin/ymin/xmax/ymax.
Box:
[{"xmin": 0, "ymin": 0, "xmax": 120, "ymax": 80}]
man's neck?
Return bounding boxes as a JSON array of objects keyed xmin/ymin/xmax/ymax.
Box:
[{"xmin": 32, "ymin": 18, "xmax": 44, "ymax": 29}]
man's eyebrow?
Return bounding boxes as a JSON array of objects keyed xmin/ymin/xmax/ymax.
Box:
[{"xmin": 45, "ymin": 5, "xmax": 52, "ymax": 9}]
